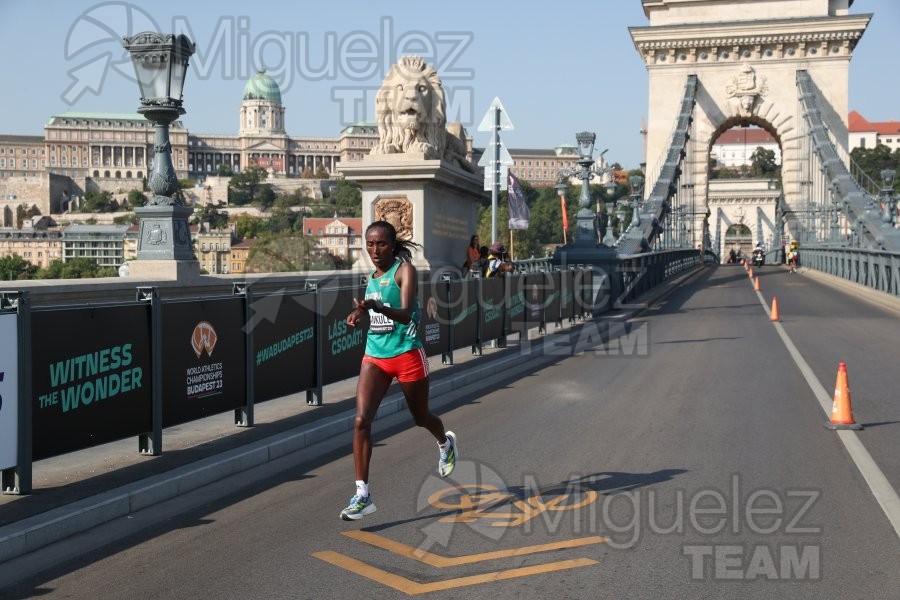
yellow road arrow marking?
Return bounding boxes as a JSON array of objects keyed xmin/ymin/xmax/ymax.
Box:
[
  {"xmin": 312, "ymin": 551, "xmax": 598, "ymax": 595},
  {"xmin": 343, "ymin": 531, "xmax": 607, "ymax": 566}
]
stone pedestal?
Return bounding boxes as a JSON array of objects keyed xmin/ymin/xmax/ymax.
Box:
[
  {"xmin": 552, "ymin": 241, "xmax": 621, "ymax": 315},
  {"xmin": 127, "ymin": 259, "xmax": 201, "ymax": 280},
  {"xmin": 340, "ymin": 157, "xmax": 484, "ymax": 271},
  {"xmin": 129, "ymin": 204, "xmax": 199, "ymax": 279}
]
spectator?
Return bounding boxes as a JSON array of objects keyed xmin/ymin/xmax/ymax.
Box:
[
  {"xmin": 463, "ymin": 234, "xmax": 480, "ymax": 276},
  {"xmin": 485, "ymin": 242, "xmax": 514, "ymax": 277}
]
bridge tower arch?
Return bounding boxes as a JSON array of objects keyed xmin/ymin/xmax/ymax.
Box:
[{"xmin": 630, "ymin": 0, "xmax": 870, "ymax": 253}]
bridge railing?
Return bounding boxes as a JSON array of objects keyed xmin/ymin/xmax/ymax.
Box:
[
  {"xmin": 0, "ymin": 267, "xmax": 597, "ymax": 495},
  {"xmin": 800, "ymin": 246, "xmax": 900, "ymax": 297},
  {"xmin": 615, "ymin": 248, "xmax": 711, "ymax": 307}
]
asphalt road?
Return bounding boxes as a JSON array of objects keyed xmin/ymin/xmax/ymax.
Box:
[{"xmin": 3, "ymin": 264, "xmax": 900, "ymax": 599}]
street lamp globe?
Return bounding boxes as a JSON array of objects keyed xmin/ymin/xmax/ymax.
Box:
[
  {"xmin": 629, "ymin": 175, "xmax": 644, "ymax": 197},
  {"xmin": 123, "ymin": 32, "xmax": 194, "ymax": 108},
  {"xmin": 555, "ymin": 181, "xmax": 567, "ymax": 199},
  {"xmin": 575, "ymin": 131, "xmax": 596, "ymax": 160}
]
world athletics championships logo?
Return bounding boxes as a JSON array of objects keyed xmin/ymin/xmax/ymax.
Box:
[
  {"xmin": 61, "ymin": 2, "xmax": 161, "ymax": 105},
  {"xmin": 191, "ymin": 321, "xmax": 217, "ymax": 358}
]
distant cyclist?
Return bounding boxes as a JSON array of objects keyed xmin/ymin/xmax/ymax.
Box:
[{"xmin": 341, "ymin": 220, "xmax": 458, "ymax": 521}]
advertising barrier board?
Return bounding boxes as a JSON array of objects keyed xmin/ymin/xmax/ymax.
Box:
[
  {"xmin": 252, "ymin": 291, "xmax": 317, "ymax": 402},
  {"xmin": 31, "ymin": 305, "xmax": 151, "ymax": 460},
  {"xmin": 321, "ymin": 286, "xmax": 367, "ymax": 386},
  {"xmin": 161, "ymin": 298, "xmax": 246, "ymax": 427},
  {"xmin": 448, "ymin": 279, "xmax": 478, "ymax": 350},
  {"xmin": 479, "ymin": 277, "xmax": 504, "ymax": 344},
  {"xmin": 0, "ymin": 313, "xmax": 17, "ymax": 470},
  {"xmin": 419, "ymin": 281, "xmax": 449, "ymax": 357}
]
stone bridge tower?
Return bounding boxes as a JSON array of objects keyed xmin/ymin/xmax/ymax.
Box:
[{"xmin": 630, "ymin": 0, "xmax": 870, "ymax": 249}]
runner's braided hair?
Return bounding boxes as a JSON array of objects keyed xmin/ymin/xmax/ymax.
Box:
[{"xmin": 366, "ymin": 220, "xmax": 422, "ymax": 262}]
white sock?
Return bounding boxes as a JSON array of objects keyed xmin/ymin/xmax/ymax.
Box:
[
  {"xmin": 356, "ymin": 480, "xmax": 368, "ymax": 498},
  {"xmin": 439, "ymin": 437, "xmax": 451, "ymax": 451}
]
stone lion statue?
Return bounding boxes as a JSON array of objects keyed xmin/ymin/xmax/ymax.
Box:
[{"xmin": 370, "ymin": 56, "xmax": 474, "ymax": 172}]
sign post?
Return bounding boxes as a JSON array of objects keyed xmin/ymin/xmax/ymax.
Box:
[{"xmin": 478, "ymin": 97, "xmax": 514, "ymax": 246}]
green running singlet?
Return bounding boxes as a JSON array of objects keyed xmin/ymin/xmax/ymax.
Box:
[{"xmin": 364, "ymin": 258, "xmax": 422, "ymax": 358}]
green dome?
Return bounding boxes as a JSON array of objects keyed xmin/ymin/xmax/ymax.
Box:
[{"xmin": 243, "ymin": 70, "xmax": 282, "ymax": 103}]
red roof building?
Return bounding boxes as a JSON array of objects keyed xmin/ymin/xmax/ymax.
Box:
[
  {"xmin": 710, "ymin": 127, "xmax": 780, "ymax": 168},
  {"xmin": 849, "ymin": 111, "xmax": 900, "ymax": 152},
  {"xmin": 302, "ymin": 216, "xmax": 363, "ymax": 262}
]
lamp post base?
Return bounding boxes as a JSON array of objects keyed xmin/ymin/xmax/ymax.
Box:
[
  {"xmin": 135, "ymin": 204, "xmax": 195, "ymax": 261},
  {"xmin": 551, "ymin": 241, "xmax": 620, "ymax": 315}
]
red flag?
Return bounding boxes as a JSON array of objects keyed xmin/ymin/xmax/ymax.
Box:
[{"xmin": 560, "ymin": 194, "xmax": 569, "ymax": 231}]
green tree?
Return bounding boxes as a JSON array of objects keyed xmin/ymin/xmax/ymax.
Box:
[
  {"xmin": 264, "ymin": 203, "xmax": 298, "ymax": 234},
  {"xmin": 228, "ymin": 166, "xmax": 268, "ymax": 206},
  {"xmin": 331, "ymin": 179, "xmax": 362, "ymax": 217},
  {"xmin": 233, "ymin": 214, "xmax": 266, "ymax": 239},
  {"xmin": 60, "ymin": 257, "xmax": 103, "ymax": 278},
  {"xmin": 850, "ymin": 144, "xmax": 900, "ymax": 194},
  {"xmin": 0, "ymin": 254, "xmax": 37, "ymax": 280},
  {"xmin": 191, "ymin": 202, "xmax": 230, "ymax": 229},
  {"xmin": 750, "ymin": 146, "xmax": 778, "ymax": 178},
  {"xmin": 314, "ymin": 164, "xmax": 330, "ymax": 179},
  {"xmin": 245, "ymin": 233, "xmax": 340, "ymax": 272},
  {"xmin": 217, "ymin": 164, "xmax": 234, "ymax": 177},
  {"xmin": 253, "ymin": 184, "xmax": 277, "ymax": 211},
  {"xmin": 82, "ymin": 190, "xmax": 116, "ymax": 213},
  {"xmin": 36, "ymin": 257, "xmax": 111, "ymax": 279},
  {"xmin": 127, "ymin": 189, "xmax": 147, "ymax": 207},
  {"xmin": 301, "ymin": 166, "xmax": 315, "ymax": 179},
  {"xmin": 36, "ymin": 260, "xmax": 64, "ymax": 279}
]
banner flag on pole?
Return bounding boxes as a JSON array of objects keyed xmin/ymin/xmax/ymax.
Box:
[
  {"xmin": 507, "ymin": 171, "xmax": 530, "ymax": 230},
  {"xmin": 560, "ymin": 194, "xmax": 569, "ymax": 231}
]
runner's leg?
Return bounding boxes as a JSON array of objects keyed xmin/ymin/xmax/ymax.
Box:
[
  {"xmin": 401, "ymin": 376, "xmax": 446, "ymax": 444},
  {"xmin": 354, "ymin": 361, "xmax": 393, "ymax": 482}
]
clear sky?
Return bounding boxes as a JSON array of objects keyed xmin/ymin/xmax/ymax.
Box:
[{"xmin": 0, "ymin": 0, "xmax": 897, "ymax": 169}]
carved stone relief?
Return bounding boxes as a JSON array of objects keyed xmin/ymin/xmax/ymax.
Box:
[
  {"xmin": 725, "ymin": 64, "xmax": 768, "ymax": 117},
  {"xmin": 374, "ymin": 197, "xmax": 413, "ymax": 241}
]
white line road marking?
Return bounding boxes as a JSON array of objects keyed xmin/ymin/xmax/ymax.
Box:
[{"xmin": 755, "ymin": 289, "xmax": 900, "ymax": 541}]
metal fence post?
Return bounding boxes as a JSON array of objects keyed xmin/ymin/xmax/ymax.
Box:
[
  {"xmin": 1, "ymin": 292, "xmax": 32, "ymax": 495},
  {"xmin": 470, "ymin": 272, "xmax": 482, "ymax": 357},
  {"xmin": 137, "ymin": 287, "xmax": 162, "ymax": 456},
  {"xmin": 442, "ymin": 273, "xmax": 455, "ymax": 364},
  {"xmin": 306, "ymin": 280, "xmax": 323, "ymax": 406},
  {"xmin": 233, "ymin": 282, "xmax": 254, "ymax": 427}
]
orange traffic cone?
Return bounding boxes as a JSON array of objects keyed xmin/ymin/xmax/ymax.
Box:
[
  {"xmin": 748, "ymin": 267, "xmax": 754, "ymax": 278},
  {"xmin": 754, "ymin": 276, "xmax": 760, "ymax": 291},
  {"xmin": 825, "ymin": 363, "xmax": 863, "ymax": 430},
  {"xmin": 770, "ymin": 296, "xmax": 779, "ymax": 321}
]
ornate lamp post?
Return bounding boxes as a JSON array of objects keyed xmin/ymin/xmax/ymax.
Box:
[
  {"xmin": 602, "ymin": 178, "xmax": 618, "ymax": 245},
  {"xmin": 881, "ymin": 169, "xmax": 896, "ymax": 227},
  {"xmin": 122, "ymin": 32, "xmax": 197, "ymax": 274},
  {"xmin": 627, "ymin": 175, "xmax": 644, "ymax": 229},
  {"xmin": 551, "ymin": 131, "xmax": 620, "ymax": 312},
  {"xmin": 829, "ymin": 182, "xmax": 841, "ymax": 243},
  {"xmin": 557, "ymin": 131, "xmax": 603, "ymax": 244}
]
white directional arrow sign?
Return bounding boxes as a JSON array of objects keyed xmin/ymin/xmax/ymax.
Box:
[
  {"xmin": 479, "ymin": 141, "xmax": 513, "ymax": 191},
  {"xmin": 484, "ymin": 165, "xmax": 509, "ymax": 191},
  {"xmin": 477, "ymin": 97, "xmax": 514, "ymax": 132},
  {"xmin": 477, "ymin": 142, "xmax": 513, "ymax": 167}
]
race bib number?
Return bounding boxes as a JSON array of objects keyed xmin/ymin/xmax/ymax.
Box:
[{"xmin": 369, "ymin": 303, "xmax": 395, "ymax": 334}]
